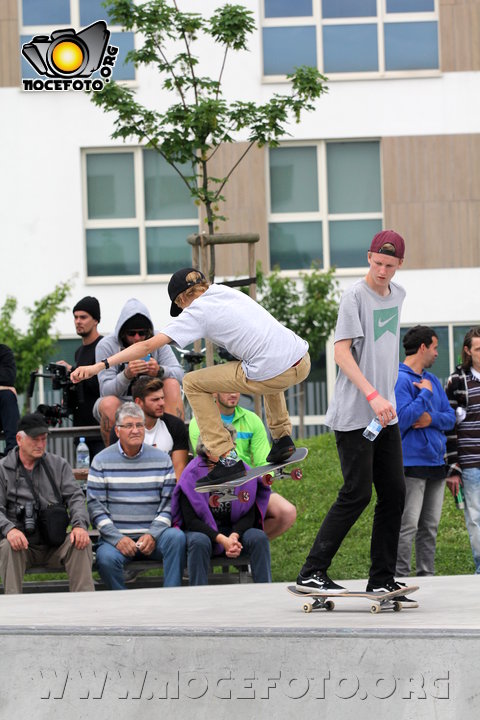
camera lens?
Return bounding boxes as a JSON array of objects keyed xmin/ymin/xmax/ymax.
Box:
[{"xmin": 23, "ymin": 501, "xmax": 36, "ymax": 535}]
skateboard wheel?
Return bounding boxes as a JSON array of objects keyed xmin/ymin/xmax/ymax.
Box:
[
  {"xmin": 238, "ymin": 490, "xmax": 250, "ymax": 503},
  {"xmin": 325, "ymin": 600, "xmax": 335, "ymax": 611},
  {"xmin": 208, "ymin": 494, "xmax": 220, "ymax": 509},
  {"xmin": 370, "ymin": 604, "xmax": 381, "ymax": 614},
  {"xmin": 263, "ymin": 473, "xmax": 274, "ymax": 486},
  {"xmin": 393, "ymin": 601, "xmax": 402, "ymax": 612},
  {"xmin": 303, "ymin": 603, "xmax": 313, "ymax": 613},
  {"xmin": 291, "ymin": 468, "xmax": 303, "ymax": 481}
]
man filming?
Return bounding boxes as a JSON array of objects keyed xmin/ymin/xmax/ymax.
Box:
[{"xmin": 57, "ymin": 296, "xmax": 104, "ymax": 458}]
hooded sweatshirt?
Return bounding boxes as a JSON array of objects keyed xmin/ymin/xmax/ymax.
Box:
[
  {"xmin": 395, "ymin": 362, "xmax": 456, "ymax": 468},
  {"xmin": 95, "ymin": 298, "xmax": 183, "ymax": 399}
]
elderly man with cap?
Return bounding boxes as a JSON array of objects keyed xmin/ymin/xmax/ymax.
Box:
[
  {"xmin": 0, "ymin": 413, "xmax": 95, "ymax": 594},
  {"xmin": 57, "ymin": 296, "xmax": 104, "ymax": 458},
  {"xmin": 92, "ymin": 298, "xmax": 184, "ymax": 447},
  {"xmin": 296, "ymin": 230, "xmax": 412, "ymax": 600}
]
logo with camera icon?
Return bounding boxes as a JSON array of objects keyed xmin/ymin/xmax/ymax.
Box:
[{"xmin": 22, "ymin": 20, "xmax": 118, "ymax": 92}]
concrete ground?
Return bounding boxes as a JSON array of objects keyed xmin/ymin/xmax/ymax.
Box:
[
  {"xmin": 0, "ymin": 575, "xmax": 478, "ymax": 719},
  {"xmin": 0, "ymin": 574, "xmax": 478, "ymax": 631}
]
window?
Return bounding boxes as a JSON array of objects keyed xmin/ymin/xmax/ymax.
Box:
[
  {"xmin": 20, "ymin": 0, "xmax": 135, "ymax": 81},
  {"xmin": 262, "ymin": 0, "xmax": 439, "ymax": 78},
  {"xmin": 84, "ymin": 148, "xmax": 198, "ymax": 279},
  {"xmin": 268, "ymin": 141, "xmax": 382, "ymax": 271}
]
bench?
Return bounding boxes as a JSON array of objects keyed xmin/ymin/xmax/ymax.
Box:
[
  {"xmin": 1, "ymin": 529, "xmax": 252, "ymax": 593},
  {"xmin": 14, "ymin": 554, "xmax": 252, "ymax": 594}
]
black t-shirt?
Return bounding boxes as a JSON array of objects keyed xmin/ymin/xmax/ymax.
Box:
[{"xmin": 71, "ymin": 336, "xmax": 103, "ymax": 426}]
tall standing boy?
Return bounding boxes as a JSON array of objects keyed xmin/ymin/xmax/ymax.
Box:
[{"xmin": 297, "ymin": 230, "xmax": 408, "ymax": 596}]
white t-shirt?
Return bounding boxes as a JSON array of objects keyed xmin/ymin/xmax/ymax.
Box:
[
  {"xmin": 163, "ymin": 284, "xmax": 308, "ymax": 381},
  {"xmin": 144, "ymin": 419, "xmax": 174, "ymax": 454},
  {"xmin": 325, "ymin": 278, "xmax": 406, "ymax": 431}
]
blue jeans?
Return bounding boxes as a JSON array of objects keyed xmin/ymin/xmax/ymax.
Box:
[
  {"xmin": 461, "ymin": 467, "xmax": 480, "ymax": 574},
  {"xmin": 185, "ymin": 529, "xmax": 272, "ymax": 585},
  {"xmin": 95, "ymin": 529, "xmax": 186, "ymax": 590}
]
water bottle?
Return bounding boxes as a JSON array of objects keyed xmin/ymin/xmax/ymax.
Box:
[
  {"xmin": 363, "ymin": 417, "xmax": 382, "ymax": 441},
  {"xmin": 455, "ymin": 485, "xmax": 465, "ymax": 510},
  {"xmin": 76, "ymin": 437, "xmax": 90, "ymax": 468}
]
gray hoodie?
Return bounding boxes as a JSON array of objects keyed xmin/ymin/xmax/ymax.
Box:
[{"xmin": 95, "ymin": 298, "xmax": 183, "ymax": 400}]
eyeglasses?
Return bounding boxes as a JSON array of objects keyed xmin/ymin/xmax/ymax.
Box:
[
  {"xmin": 125, "ymin": 330, "xmax": 148, "ymax": 338},
  {"xmin": 117, "ymin": 423, "xmax": 145, "ymax": 431}
]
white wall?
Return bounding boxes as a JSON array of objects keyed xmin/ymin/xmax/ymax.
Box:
[{"xmin": 1, "ymin": 0, "xmax": 479, "ymax": 337}]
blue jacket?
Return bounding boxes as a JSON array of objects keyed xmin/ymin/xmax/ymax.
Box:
[{"xmin": 395, "ymin": 363, "xmax": 456, "ymax": 467}]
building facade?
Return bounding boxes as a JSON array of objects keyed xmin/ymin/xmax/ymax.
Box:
[{"xmin": 1, "ymin": 0, "xmax": 479, "ymax": 425}]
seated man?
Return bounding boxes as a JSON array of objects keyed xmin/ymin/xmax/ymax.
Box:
[
  {"xmin": 132, "ymin": 376, "xmax": 189, "ymax": 480},
  {"xmin": 189, "ymin": 392, "xmax": 297, "ymax": 539},
  {"xmin": 87, "ymin": 402, "xmax": 186, "ymax": 590},
  {"xmin": 93, "ymin": 298, "xmax": 184, "ymax": 446},
  {"xmin": 172, "ymin": 428, "xmax": 271, "ymax": 585},
  {"xmin": 0, "ymin": 413, "xmax": 94, "ymax": 594},
  {"xmin": 0, "ymin": 343, "xmax": 20, "ymax": 455}
]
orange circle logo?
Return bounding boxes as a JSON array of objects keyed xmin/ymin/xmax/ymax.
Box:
[{"xmin": 51, "ymin": 41, "xmax": 84, "ymax": 73}]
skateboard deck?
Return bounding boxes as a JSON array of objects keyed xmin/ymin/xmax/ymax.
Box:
[
  {"xmin": 287, "ymin": 584, "xmax": 419, "ymax": 614},
  {"xmin": 195, "ymin": 447, "xmax": 308, "ymax": 506}
]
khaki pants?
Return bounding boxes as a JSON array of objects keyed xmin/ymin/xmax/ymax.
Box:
[
  {"xmin": 183, "ymin": 353, "xmax": 311, "ymax": 458},
  {"xmin": 0, "ymin": 536, "xmax": 95, "ymax": 594}
]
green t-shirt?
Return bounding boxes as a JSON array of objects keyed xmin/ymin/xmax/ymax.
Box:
[{"xmin": 188, "ymin": 405, "xmax": 270, "ymax": 468}]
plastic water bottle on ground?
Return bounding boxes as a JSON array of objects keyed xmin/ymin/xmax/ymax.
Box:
[
  {"xmin": 76, "ymin": 437, "xmax": 90, "ymax": 468},
  {"xmin": 363, "ymin": 418, "xmax": 382, "ymax": 441}
]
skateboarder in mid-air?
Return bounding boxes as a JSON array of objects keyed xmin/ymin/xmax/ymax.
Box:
[
  {"xmin": 296, "ymin": 231, "xmax": 412, "ymax": 601},
  {"xmin": 71, "ymin": 267, "xmax": 310, "ymax": 487}
]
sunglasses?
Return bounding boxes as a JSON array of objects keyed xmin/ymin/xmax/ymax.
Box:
[{"xmin": 125, "ymin": 330, "xmax": 148, "ymax": 338}]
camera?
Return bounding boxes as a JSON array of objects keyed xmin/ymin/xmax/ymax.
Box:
[
  {"xmin": 15, "ymin": 501, "xmax": 37, "ymax": 535},
  {"xmin": 28, "ymin": 363, "xmax": 84, "ymax": 428},
  {"xmin": 46, "ymin": 362, "xmax": 71, "ymax": 391},
  {"xmin": 22, "ymin": 21, "xmax": 109, "ymax": 79}
]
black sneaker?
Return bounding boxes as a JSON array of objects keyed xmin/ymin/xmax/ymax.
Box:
[
  {"xmin": 266, "ymin": 435, "xmax": 295, "ymax": 464},
  {"xmin": 196, "ymin": 459, "xmax": 246, "ymax": 488},
  {"xmin": 366, "ymin": 579, "xmax": 415, "ymax": 602},
  {"xmin": 296, "ymin": 571, "xmax": 346, "ymax": 594}
]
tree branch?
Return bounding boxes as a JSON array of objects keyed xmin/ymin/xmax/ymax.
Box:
[{"xmin": 214, "ymin": 140, "xmax": 256, "ymax": 199}]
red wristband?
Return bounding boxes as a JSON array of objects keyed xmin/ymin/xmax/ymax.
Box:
[{"xmin": 366, "ymin": 390, "xmax": 379, "ymax": 402}]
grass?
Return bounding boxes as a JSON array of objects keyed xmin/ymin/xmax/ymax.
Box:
[{"xmin": 269, "ymin": 433, "xmax": 475, "ymax": 582}]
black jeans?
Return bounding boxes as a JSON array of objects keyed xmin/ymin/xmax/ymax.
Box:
[{"xmin": 302, "ymin": 423, "xmax": 406, "ymax": 585}]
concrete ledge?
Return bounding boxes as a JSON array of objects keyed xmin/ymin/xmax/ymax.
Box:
[{"xmin": 0, "ymin": 575, "xmax": 479, "ymax": 719}]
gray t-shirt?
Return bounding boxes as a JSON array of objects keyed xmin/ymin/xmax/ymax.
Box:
[
  {"xmin": 325, "ymin": 278, "xmax": 406, "ymax": 431},
  {"xmin": 163, "ymin": 284, "xmax": 308, "ymax": 381}
]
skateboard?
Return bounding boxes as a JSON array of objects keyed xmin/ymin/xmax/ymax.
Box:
[
  {"xmin": 287, "ymin": 584, "xmax": 419, "ymax": 614},
  {"xmin": 195, "ymin": 447, "xmax": 308, "ymax": 508}
]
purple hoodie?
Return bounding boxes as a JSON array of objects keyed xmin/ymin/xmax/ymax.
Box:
[{"xmin": 171, "ymin": 456, "xmax": 271, "ymax": 556}]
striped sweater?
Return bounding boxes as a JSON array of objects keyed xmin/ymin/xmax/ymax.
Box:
[
  {"xmin": 445, "ymin": 365, "xmax": 480, "ymax": 476},
  {"xmin": 87, "ymin": 440, "xmax": 176, "ymax": 546}
]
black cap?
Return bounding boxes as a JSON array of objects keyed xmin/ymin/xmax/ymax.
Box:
[
  {"xmin": 17, "ymin": 412, "xmax": 49, "ymax": 438},
  {"xmin": 168, "ymin": 267, "xmax": 206, "ymax": 317},
  {"xmin": 73, "ymin": 296, "xmax": 101, "ymax": 322}
]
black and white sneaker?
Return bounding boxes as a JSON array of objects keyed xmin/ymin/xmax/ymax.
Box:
[
  {"xmin": 366, "ymin": 579, "xmax": 415, "ymax": 602},
  {"xmin": 296, "ymin": 571, "xmax": 346, "ymax": 594}
]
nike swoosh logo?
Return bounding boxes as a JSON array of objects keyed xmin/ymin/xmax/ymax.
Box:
[{"xmin": 378, "ymin": 315, "xmax": 397, "ymax": 328}]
